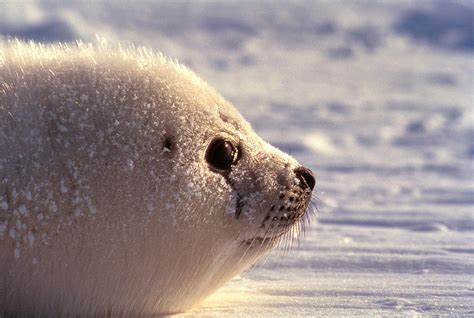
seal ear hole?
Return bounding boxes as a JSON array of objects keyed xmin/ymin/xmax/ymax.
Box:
[
  {"xmin": 163, "ymin": 137, "xmax": 174, "ymax": 153},
  {"xmin": 205, "ymin": 138, "xmax": 239, "ymax": 171}
]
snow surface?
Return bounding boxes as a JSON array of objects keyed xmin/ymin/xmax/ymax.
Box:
[{"xmin": 1, "ymin": 0, "xmax": 473, "ymax": 316}]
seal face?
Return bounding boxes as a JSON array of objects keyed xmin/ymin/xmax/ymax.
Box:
[{"xmin": 0, "ymin": 41, "xmax": 315, "ymax": 315}]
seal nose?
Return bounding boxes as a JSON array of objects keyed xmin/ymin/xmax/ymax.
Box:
[{"xmin": 294, "ymin": 166, "xmax": 315, "ymax": 191}]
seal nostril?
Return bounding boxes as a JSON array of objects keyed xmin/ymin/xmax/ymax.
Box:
[{"xmin": 294, "ymin": 167, "xmax": 316, "ymax": 191}]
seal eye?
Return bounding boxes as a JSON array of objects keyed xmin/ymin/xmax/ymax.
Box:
[{"xmin": 206, "ymin": 138, "xmax": 238, "ymax": 171}]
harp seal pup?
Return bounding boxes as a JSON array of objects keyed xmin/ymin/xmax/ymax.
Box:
[{"xmin": 0, "ymin": 40, "xmax": 316, "ymax": 315}]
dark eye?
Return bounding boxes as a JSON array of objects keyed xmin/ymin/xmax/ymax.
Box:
[{"xmin": 205, "ymin": 138, "xmax": 238, "ymax": 171}]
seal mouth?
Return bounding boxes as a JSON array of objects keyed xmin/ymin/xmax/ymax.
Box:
[
  {"xmin": 241, "ymin": 195, "xmax": 316, "ymax": 250},
  {"xmin": 240, "ymin": 232, "xmax": 285, "ymax": 248}
]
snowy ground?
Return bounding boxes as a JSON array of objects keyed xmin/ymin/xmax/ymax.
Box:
[{"xmin": 1, "ymin": 0, "xmax": 473, "ymax": 316}]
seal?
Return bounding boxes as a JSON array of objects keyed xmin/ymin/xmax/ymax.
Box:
[{"xmin": 0, "ymin": 40, "xmax": 315, "ymax": 315}]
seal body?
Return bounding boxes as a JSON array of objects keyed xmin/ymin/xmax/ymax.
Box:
[{"xmin": 0, "ymin": 41, "xmax": 315, "ymax": 315}]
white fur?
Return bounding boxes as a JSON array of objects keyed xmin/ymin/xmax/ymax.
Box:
[{"xmin": 0, "ymin": 40, "xmax": 303, "ymax": 315}]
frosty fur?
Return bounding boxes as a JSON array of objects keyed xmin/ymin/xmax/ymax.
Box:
[{"xmin": 0, "ymin": 40, "xmax": 311, "ymax": 315}]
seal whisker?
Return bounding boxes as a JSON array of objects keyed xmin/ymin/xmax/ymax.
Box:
[
  {"xmin": 251, "ymin": 227, "xmax": 277, "ymax": 268},
  {"xmin": 239, "ymin": 228, "xmax": 269, "ymax": 267},
  {"xmin": 238, "ymin": 225, "xmax": 268, "ymax": 266}
]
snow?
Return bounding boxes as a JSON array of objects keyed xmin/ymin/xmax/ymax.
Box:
[
  {"xmin": 8, "ymin": 228, "xmax": 16, "ymax": 240},
  {"xmin": 0, "ymin": 0, "xmax": 473, "ymax": 316},
  {"xmin": 17, "ymin": 205, "xmax": 28, "ymax": 215},
  {"xmin": 0, "ymin": 200, "xmax": 8, "ymax": 210},
  {"xmin": 27, "ymin": 231, "xmax": 35, "ymax": 247}
]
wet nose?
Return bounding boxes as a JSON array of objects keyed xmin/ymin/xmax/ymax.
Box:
[{"xmin": 294, "ymin": 166, "xmax": 315, "ymax": 191}]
